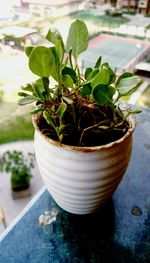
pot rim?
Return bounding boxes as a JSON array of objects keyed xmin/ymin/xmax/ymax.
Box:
[{"xmin": 32, "ymin": 106, "xmax": 136, "ymax": 152}]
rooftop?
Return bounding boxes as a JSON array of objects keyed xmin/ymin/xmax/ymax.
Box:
[
  {"xmin": 0, "ymin": 26, "xmax": 37, "ymax": 38},
  {"xmin": 25, "ymin": 0, "xmax": 80, "ymax": 7}
]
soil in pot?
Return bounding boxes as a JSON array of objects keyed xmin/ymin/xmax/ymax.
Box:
[{"xmin": 36, "ymin": 102, "xmax": 129, "ymax": 147}]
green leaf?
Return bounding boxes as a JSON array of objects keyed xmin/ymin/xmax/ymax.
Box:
[
  {"xmin": 92, "ymin": 84, "xmax": 115, "ymax": 105},
  {"xmin": 98, "ymin": 126, "xmax": 109, "ymax": 129},
  {"xmin": 89, "ymin": 68, "xmax": 99, "ymax": 80},
  {"xmin": 33, "ymin": 79, "xmax": 45, "ymax": 99},
  {"xmin": 66, "ymin": 20, "xmax": 89, "ymax": 60},
  {"xmin": 123, "ymin": 109, "xmax": 142, "ymax": 121},
  {"xmin": 49, "ymin": 47, "xmax": 60, "ymax": 81},
  {"xmin": 117, "ymin": 76, "xmax": 141, "ymax": 96},
  {"xmin": 41, "ymin": 77, "xmax": 50, "ymax": 99},
  {"xmin": 21, "ymin": 84, "xmax": 34, "ymax": 92},
  {"xmin": 84, "ymin": 67, "xmax": 93, "ymax": 80},
  {"xmin": 43, "ymin": 110, "xmax": 55, "ymax": 129},
  {"xmin": 94, "ymin": 56, "xmax": 102, "ymax": 68},
  {"xmin": 59, "ymin": 134, "xmax": 63, "ymax": 142},
  {"xmin": 129, "ymin": 110, "xmax": 142, "ymax": 114},
  {"xmin": 28, "ymin": 46, "xmax": 55, "ymax": 78},
  {"xmin": 58, "ymin": 124, "xmax": 66, "ymax": 133},
  {"xmin": 61, "ymin": 67, "xmax": 77, "ymax": 82},
  {"xmin": 18, "ymin": 92, "xmax": 29, "ymax": 97},
  {"xmin": 116, "ymin": 72, "xmax": 133, "ymax": 87},
  {"xmin": 62, "ymin": 74, "xmax": 73, "ymax": 88},
  {"xmin": 46, "ymin": 28, "xmax": 61, "ymax": 45},
  {"xmin": 25, "ymin": 46, "xmax": 34, "ymax": 57},
  {"xmin": 64, "ymin": 55, "xmax": 68, "ymax": 66},
  {"xmin": 18, "ymin": 96, "xmax": 37, "ymax": 105},
  {"xmin": 101, "ymin": 63, "xmax": 116, "ymax": 84},
  {"xmin": 46, "ymin": 28, "xmax": 64, "ymax": 62},
  {"xmin": 56, "ymin": 102, "xmax": 67, "ymax": 121},
  {"xmin": 91, "ymin": 68, "xmax": 110, "ymax": 88},
  {"xmin": 30, "ymin": 108, "xmax": 43, "ymax": 115},
  {"xmin": 79, "ymin": 84, "xmax": 92, "ymax": 96}
]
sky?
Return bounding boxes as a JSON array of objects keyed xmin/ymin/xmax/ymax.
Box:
[
  {"xmin": 0, "ymin": 0, "xmax": 20, "ymax": 17},
  {"xmin": 0, "ymin": 0, "xmax": 13, "ymax": 17}
]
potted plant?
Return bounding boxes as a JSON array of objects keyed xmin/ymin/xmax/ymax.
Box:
[
  {"xmin": 18, "ymin": 20, "xmax": 141, "ymax": 214},
  {"xmin": 0, "ymin": 150, "xmax": 34, "ymax": 198}
]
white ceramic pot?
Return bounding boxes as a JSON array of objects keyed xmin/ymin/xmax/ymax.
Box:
[{"xmin": 33, "ymin": 113, "xmax": 135, "ymax": 214}]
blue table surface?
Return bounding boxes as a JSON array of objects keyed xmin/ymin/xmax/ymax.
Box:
[{"xmin": 0, "ymin": 110, "xmax": 150, "ymax": 263}]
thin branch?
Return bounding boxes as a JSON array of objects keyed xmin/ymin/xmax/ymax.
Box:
[{"xmin": 79, "ymin": 120, "xmax": 110, "ymax": 146}]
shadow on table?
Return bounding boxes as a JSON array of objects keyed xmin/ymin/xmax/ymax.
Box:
[
  {"xmin": 56, "ymin": 198, "xmax": 149, "ymax": 263},
  {"xmin": 66, "ymin": 198, "xmax": 115, "ymax": 239},
  {"xmin": 58, "ymin": 199, "xmax": 117, "ymax": 262}
]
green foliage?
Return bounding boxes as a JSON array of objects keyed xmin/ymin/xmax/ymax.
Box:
[
  {"xmin": 145, "ymin": 24, "xmax": 150, "ymax": 29},
  {"xmin": 18, "ymin": 19, "xmax": 141, "ymax": 146},
  {"xmin": 123, "ymin": 10, "xmax": 136, "ymax": 15},
  {"xmin": 105, "ymin": 8, "xmax": 123, "ymax": 17},
  {"xmin": 66, "ymin": 20, "xmax": 89, "ymax": 61},
  {"xmin": 0, "ymin": 151, "xmax": 35, "ymax": 191},
  {"xmin": 25, "ymin": 46, "xmax": 34, "ymax": 57},
  {"xmin": 145, "ymin": 14, "xmax": 150, "ymax": 18},
  {"xmin": 4, "ymin": 34, "xmax": 21, "ymax": 47},
  {"xmin": 0, "ymin": 90, "xmax": 4, "ymax": 102},
  {"xmin": 146, "ymin": 58, "xmax": 150, "ymax": 63},
  {"xmin": 0, "ymin": 102, "xmax": 34, "ymax": 144},
  {"xmin": 46, "ymin": 28, "xmax": 64, "ymax": 63},
  {"xmin": 92, "ymin": 84, "xmax": 115, "ymax": 105},
  {"xmin": 116, "ymin": 76, "xmax": 141, "ymax": 96},
  {"xmin": 28, "ymin": 46, "xmax": 55, "ymax": 78}
]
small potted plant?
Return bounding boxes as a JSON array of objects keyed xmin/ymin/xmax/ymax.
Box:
[
  {"xmin": 18, "ymin": 20, "xmax": 141, "ymax": 214},
  {"xmin": 0, "ymin": 150, "xmax": 35, "ymax": 198}
]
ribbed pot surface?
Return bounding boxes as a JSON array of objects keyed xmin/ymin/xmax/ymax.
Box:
[{"xmin": 34, "ymin": 114, "xmax": 135, "ymax": 214}]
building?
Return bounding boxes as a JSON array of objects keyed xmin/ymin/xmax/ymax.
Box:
[
  {"xmin": 93, "ymin": 0, "xmax": 150, "ymax": 14},
  {"xmin": 95, "ymin": 0, "xmax": 117, "ymax": 4},
  {"xmin": 0, "ymin": 26, "xmax": 41, "ymax": 47},
  {"xmin": 138, "ymin": 0, "xmax": 150, "ymax": 14},
  {"xmin": 21, "ymin": 0, "xmax": 82, "ymax": 17},
  {"xmin": 92, "ymin": 0, "xmax": 117, "ymax": 4},
  {"xmin": 117, "ymin": 0, "xmax": 150, "ymax": 14}
]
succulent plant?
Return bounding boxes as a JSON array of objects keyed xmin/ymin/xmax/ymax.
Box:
[{"xmin": 18, "ymin": 20, "xmax": 141, "ymax": 147}]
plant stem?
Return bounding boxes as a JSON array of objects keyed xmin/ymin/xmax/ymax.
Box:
[
  {"xmin": 69, "ymin": 49, "xmax": 73, "ymax": 69},
  {"xmin": 114, "ymin": 93, "xmax": 121, "ymax": 104},
  {"xmin": 79, "ymin": 120, "xmax": 110, "ymax": 146},
  {"xmin": 76, "ymin": 65, "xmax": 81, "ymax": 87},
  {"xmin": 110, "ymin": 102, "xmax": 117, "ymax": 122}
]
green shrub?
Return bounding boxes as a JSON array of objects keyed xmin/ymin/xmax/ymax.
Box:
[
  {"xmin": 146, "ymin": 58, "xmax": 150, "ymax": 63},
  {"xmin": 0, "ymin": 90, "xmax": 4, "ymax": 102},
  {"xmin": 0, "ymin": 150, "xmax": 35, "ymax": 191},
  {"xmin": 145, "ymin": 14, "xmax": 150, "ymax": 18},
  {"xmin": 123, "ymin": 10, "xmax": 136, "ymax": 15},
  {"xmin": 146, "ymin": 24, "xmax": 150, "ymax": 30},
  {"xmin": 105, "ymin": 9, "xmax": 123, "ymax": 17}
]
